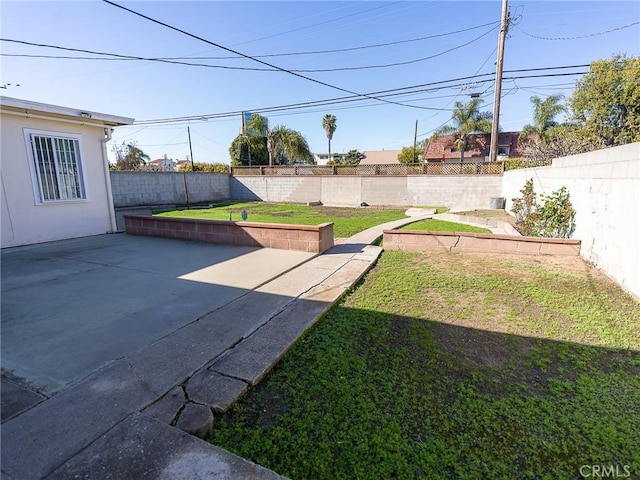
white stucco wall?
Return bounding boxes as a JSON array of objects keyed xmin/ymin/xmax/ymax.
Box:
[
  {"xmin": 502, "ymin": 143, "xmax": 640, "ymax": 298},
  {"xmin": 1, "ymin": 114, "xmax": 117, "ymax": 247}
]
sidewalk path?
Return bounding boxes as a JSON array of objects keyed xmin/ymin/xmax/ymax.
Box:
[{"xmin": 1, "ymin": 213, "xmax": 428, "ymax": 480}]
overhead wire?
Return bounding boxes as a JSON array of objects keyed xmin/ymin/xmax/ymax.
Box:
[
  {"xmin": 515, "ymin": 21, "xmax": 639, "ymax": 41},
  {"xmin": 1, "ymin": 26, "xmax": 498, "ymax": 73},
  {"xmin": 99, "ymin": 0, "xmax": 467, "ymax": 112},
  {"xmin": 130, "ymin": 69, "xmax": 587, "ymax": 126}
]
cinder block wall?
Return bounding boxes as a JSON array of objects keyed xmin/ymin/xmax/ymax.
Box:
[
  {"xmin": 231, "ymin": 175, "xmax": 503, "ymax": 209},
  {"xmin": 110, "ymin": 171, "xmax": 230, "ymax": 207},
  {"xmin": 502, "ymin": 142, "xmax": 640, "ymax": 298},
  {"xmin": 229, "ymin": 176, "xmax": 323, "ymax": 203}
]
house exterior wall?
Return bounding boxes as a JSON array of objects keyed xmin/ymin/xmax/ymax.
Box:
[
  {"xmin": 1, "ymin": 115, "xmax": 116, "ymax": 248},
  {"xmin": 502, "ymin": 142, "xmax": 640, "ymax": 299},
  {"xmin": 110, "ymin": 171, "xmax": 230, "ymax": 207}
]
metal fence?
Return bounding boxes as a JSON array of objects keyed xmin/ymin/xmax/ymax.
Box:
[{"xmin": 230, "ymin": 161, "xmax": 505, "ymax": 176}]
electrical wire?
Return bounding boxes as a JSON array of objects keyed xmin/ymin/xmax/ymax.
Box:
[
  {"xmin": 167, "ymin": 20, "xmax": 502, "ymax": 59},
  {"xmin": 515, "ymin": 21, "xmax": 639, "ymax": 41},
  {"xmin": 1, "ymin": 27, "xmax": 498, "ymax": 73},
  {"xmin": 99, "ymin": 0, "xmax": 452, "ymax": 111},
  {"xmin": 130, "ymin": 69, "xmax": 587, "ymax": 126}
]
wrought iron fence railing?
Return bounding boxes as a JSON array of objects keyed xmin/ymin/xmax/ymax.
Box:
[{"xmin": 230, "ymin": 161, "xmax": 505, "ymax": 176}]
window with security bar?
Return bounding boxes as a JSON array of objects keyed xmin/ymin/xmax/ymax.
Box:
[{"xmin": 25, "ymin": 130, "xmax": 87, "ymax": 203}]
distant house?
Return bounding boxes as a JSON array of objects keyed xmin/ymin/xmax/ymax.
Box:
[
  {"xmin": 424, "ymin": 132, "xmax": 525, "ymax": 162},
  {"xmin": 360, "ymin": 150, "xmax": 402, "ymax": 165},
  {"xmin": 314, "ymin": 153, "xmax": 346, "ymax": 165},
  {"xmin": 149, "ymin": 156, "xmax": 177, "ymax": 171},
  {"xmin": 1, "ymin": 96, "xmax": 134, "ymax": 247}
]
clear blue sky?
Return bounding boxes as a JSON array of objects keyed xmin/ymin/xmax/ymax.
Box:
[{"xmin": 2, "ymin": 1, "xmax": 638, "ymax": 164}]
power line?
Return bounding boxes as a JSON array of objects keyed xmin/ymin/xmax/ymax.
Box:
[
  {"xmin": 100, "ymin": 0, "xmax": 446, "ymax": 111},
  {"xmin": 159, "ymin": 20, "xmax": 502, "ymax": 59},
  {"xmin": 132, "ymin": 68, "xmax": 588, "ymax": 125},
  {"xmin": 1, "ymin": 27, "xmax": 497, "ymax": 73},
  {"xmin": 515, "ymin": 21, "xmax": 639, "ymax": 41}
]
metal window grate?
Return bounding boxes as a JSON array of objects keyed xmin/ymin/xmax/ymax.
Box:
[{"xmin": 31, "ymin": 134, "xmax": 85, "ymax": 202}]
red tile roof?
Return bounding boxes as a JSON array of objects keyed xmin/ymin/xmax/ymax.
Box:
[{"xmin": 424, "ymin": 132, "xmax": 526, "ymax": 160}]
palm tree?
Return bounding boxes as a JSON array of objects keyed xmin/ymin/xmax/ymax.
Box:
[
  {"xmin": 434, "ymin": 98, "xmax": 492, "ymax": 162},
  {"xmin": 322, "ymin": 114, "xmax": 337, "ymax": 162},
  {"xmin": 267, "ymin": 125, "xmax": 312, "ymax": 165},
  {"xmin": 519, "ymin": 94, "xmax": 566, "ymax": 144}
]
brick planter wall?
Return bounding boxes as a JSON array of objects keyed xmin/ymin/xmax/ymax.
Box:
[
  {"xmin": 124, "ymin": 215, "xmax": 334, "ymax": 253},
  {"xmin": 383, "ymin": 230, "xmax": 581, "ymax": 255}
]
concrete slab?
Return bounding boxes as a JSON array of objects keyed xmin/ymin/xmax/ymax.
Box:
[
  {"xmin": 142, "ymin": 386, "xmax": 186, "ymax": 425},
  {"xmin": 1, "ymin": 359, "xmax": 158, "ymax": 479},
  {"xmin": 185, "ymin": 370, "xmax": 249, "ymax": 413},
  {"xmin": 1, "ymin": 216, "xmax": 403, "ymax": 480},
  {"xmin": 47, "ymin": 413, "xmax": 287, "ymax": 480},
  {"xmin": 1, "ymin": 234, "xmax": 313, "ymax": 396},
  {"xmin": 0, "ymin": 379, "xmax": 46, "ymax": 422},
  {"xmin": 211, "ymin": 298, "xmax": 331, "ymax": 386}
]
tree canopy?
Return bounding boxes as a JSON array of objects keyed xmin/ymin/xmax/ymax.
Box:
[
  {"xmin": 111, "ymin": 141, "xmax": 150, "ymax": 170},
  {"xmin": 570, "ymin": 55, "xmax": 640, "ymax": 147},
  {"xmin": 519, "ymin": 94, "xmax": 566, "ymax": 144},
  {"xmin": 397, "ymin": 146, "xmax": 422, "ymax": 164},
  {"xmin": 180, "ymin": 162, "xmax": 229, "ymax": 173},
  {"xmin": 433, "ymin": 98, "xmax": 492, "ymax": 162},
  {"xmin": 328, "ymin": 149, "xmax": 364, "ymax": 165},
  {"xmin": 229, "ymin": 114, "xmax": 312, "ymax": 166}
]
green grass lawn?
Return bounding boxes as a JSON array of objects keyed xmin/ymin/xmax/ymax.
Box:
[
  {"xmin": 401, "ymin": 218, "xmax": 490, "ymax": 234},
  {"xmin": 155, "ymin": 202, "xmax": 422, "ymax": 238},
  {"xmin": 208, "ymin": 251, "xmax": 640, "ymax": 479}
]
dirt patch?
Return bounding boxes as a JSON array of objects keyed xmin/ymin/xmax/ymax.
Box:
[{"xmin": 456, "ymin": 209, "xmax": 516, "ymax": 226}]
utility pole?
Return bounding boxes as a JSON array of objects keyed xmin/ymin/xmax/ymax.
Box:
[
  {"xmin": 490, "ymin": 0, "xmax": 510, "ymax": 163},
  {"xmin": 187, "ymin": 126, "xmax": 194, "ymax": 169},
  {"xmin": 413, "ymin": 119, "xmax": 418, "ymax": 163}
]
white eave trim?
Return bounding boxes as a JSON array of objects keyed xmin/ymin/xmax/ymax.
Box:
[{"xmin": 0, "ymin": 96, "xmax": 134, "ymax": 126}]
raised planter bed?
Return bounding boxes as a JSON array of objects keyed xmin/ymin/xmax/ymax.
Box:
[
  {"xmin": 383, "ymin": 229, "xmax": 580, "ymax": 256},
  {"xmin": 124, "ymin": 215, "xmax": 334, "ymax": 253}
]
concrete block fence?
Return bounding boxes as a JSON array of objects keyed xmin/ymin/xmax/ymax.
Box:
[
  {"xmin": 230, "ymin": 175, "xmax": 503, "ymax": 209},
  {"xmin": 110, "ymin": 171, "xmax": 229, "ymax": 208}
]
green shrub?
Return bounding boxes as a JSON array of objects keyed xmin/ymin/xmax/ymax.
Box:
[{"xmin": 511, "ymin": 179, "xmax": 576, "ymax": 238}]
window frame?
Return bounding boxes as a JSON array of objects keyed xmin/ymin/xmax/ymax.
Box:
[
  {"xmin": 24, "ymin": 129, "xmax": 89, "ymax": 205},
  {"xmin": 497, "ymin": 145, "xmax": 511, "ymax": 157}
]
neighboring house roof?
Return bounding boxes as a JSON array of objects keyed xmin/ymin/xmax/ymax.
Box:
[
  {"xmin": 0, "ymin": 96, "xmax": 134, "ymax": 126},
  {"xmin": 424, "ymin": 132, "xmax": 527, "ymax": 160},
  {"xmin": 360, "ymin": 150, "xmax": 402, "ymax": 165}
]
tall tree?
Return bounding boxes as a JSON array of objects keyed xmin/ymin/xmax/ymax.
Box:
[
  {"xmin": 433, "ymin": 98, "xmax": 492, "ymax": 162},
  {"xmin": 230, "ymin": 113, "xmax": 312, "ymax": 166},
  {"xmin": 112, "ymin": 141, "xmax": 149, "ymax": 170},
  {"xmin": 519, "ymin": 94, "xmax": 566, "ymax": 144},
  {"xmin": 269, "ymin": 125, "xmax": 313, "ymax": 165},
  {"xmin": 322, "ymin": 114, "xmax": 337, "ymax": 161},
  {"xmin": 570, "ymin": 55, "xmax": 640, "ymax": 147},
  {"xmin": 229, "ymin": 134, "xmax": 268, "ymax": 166}
]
